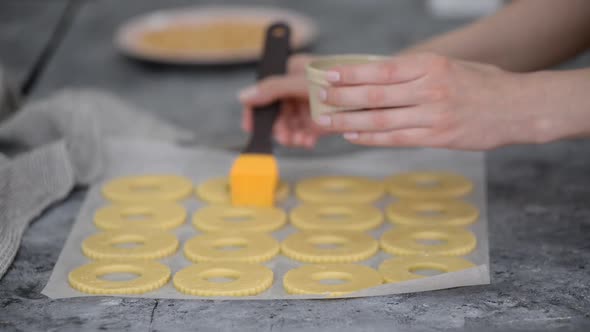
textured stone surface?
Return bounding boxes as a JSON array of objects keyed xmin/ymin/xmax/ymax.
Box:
[{"xmin": 1, "ymin": 0, "xmax": 590, "ymax": 331}]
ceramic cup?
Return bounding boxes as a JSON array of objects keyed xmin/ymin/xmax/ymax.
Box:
[{"xmin": 305, "ymin": 54, "xmax": 390, "ymax": 120}]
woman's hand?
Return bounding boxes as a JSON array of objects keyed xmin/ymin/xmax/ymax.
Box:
[
  {"xmin": 240, "ymin": 52, "xmax": 590, "ymax": 151},
  {"xmin": 238, "ymin": 54, "xmax": 329, "ymax": 149},
  {"xmin": 316, "ymin": 53, "xmax": 545, "ymax": 150}
]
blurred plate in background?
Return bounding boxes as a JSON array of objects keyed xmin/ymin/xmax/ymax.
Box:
[{"xmin": 115, "ymin": 6, "xmax": 317, "ymax": 65}]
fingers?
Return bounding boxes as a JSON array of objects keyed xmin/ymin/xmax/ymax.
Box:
[
  {"xmin": 238, "ymin": 54, "xmax": 311, "ymax": 109},
  {"xmin": 328, "ymin": 53, "xmax": 444, "ymax": 86},
  {"xmin": 320, "ymin": 79, "xmax": 442, "ymax": 109},
  {"xmin": 238, "ymin": 75, "xmax": 308, "ymax": 107},
  {"xmin": 343, "ymin": 128, "xmax": 433, "ymax": 147},
  {"xmin": 285, "ymin": 104, "xmax": 321, "ymax": 149},
  {"xmin": 273, "ymin": 103, "xmax": 294, "ymax": 145},
  {"xmin": 321, "ymin": 107, "xmax": 437, "ymax": 132},
  {"xmin": 241, "ymin": 108, "xmax": 252, "ymax": 132},
  {"xmin": 245, "ymin": 101, "xmax": 322, "ymax": 149}
]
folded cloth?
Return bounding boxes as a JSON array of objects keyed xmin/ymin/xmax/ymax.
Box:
[{"xmin": 0, "ymin": 69, "xmax": 195, "ymax": 279}]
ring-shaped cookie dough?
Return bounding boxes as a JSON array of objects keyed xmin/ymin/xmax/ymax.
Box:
[
  {"xmin": 281, "ymin": 231, "xmax": 378, "ymax": 263},
  {"xmin": 387, "ymin": 171, "xmax": 473, "ymax": 199},
  {"xmin": 386, "ymin": 199, "xmax": 479, "ymax": 227},
  {"xmin": 94, "ymin": 202, "xmax": 187, "ymax": 231},
  {"xmin": 192, "ymin": 205, "xmax": 286, "ymax": 233},
  {"xmin": 68, "ymin": 260, "xmax": 171, "ymax": 294},
  {"xmin": 196, "ymin": 177, "xmax": 290, "ymax": 204},
  {"xmin": 184, "ymin": 233, "xmax": 280, "ymax": 263},
  {"xmin": 290, "ymin": 203, "xmax": 383, "ymax": 232},
  {"xmin": 380, "ymin": 226, "xmax": 477, "ymax": 256},
  {"xmin": 102, "ymin": 174, "xmax": 193, "ymax": 203},
  {"xmin": 283, "ymin": 264, "xmax": 382, "ymax": 296},
  {"xmin": 295, "ymin": 176, "xmax": 385, "ymax": 203},
  {"xmin": 82, "ymin": 229, "xmax": 179, "ymax": 260},
  {"xmin": 378, "ymin": 256, "xmax": 475, "ymax": 283},
  {"xmin": 173, "ymin": 262, "xmax": 273, "ymax": 297}
]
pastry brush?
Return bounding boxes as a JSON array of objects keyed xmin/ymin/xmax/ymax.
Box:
[{"xmin": 229, "ymin": 22, "xmax": 291, "ymax": 207}]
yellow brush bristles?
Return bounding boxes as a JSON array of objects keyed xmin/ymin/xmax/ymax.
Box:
[{"xmin": 230, "ymin": 154, "xmax": 279, "ymax": 207}]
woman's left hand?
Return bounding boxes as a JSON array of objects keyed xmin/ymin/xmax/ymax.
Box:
[{"xmin": 316, "ymin": 53, "xmax": 542, "ymax": 150}]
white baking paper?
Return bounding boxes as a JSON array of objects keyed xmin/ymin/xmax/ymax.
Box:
[{"xmin": 43, "ymin": 138, "xmax": 490, "ymax": 300}]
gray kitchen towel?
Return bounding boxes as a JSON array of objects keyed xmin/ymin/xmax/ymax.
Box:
[{"xmin": 0, "ymin": 73, "xmax": 195, "ymax": 278}]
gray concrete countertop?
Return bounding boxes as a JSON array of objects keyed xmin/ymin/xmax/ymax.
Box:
[
  {"xmin": 1, "ymin": 0, "xmax": 589, "ymax": 331},
  {"xmin": 0, "ymin": 0, "xmax": 71, "ymax": 94}
]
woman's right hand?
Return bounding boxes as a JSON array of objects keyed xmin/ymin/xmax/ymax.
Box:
[{"xmin": 238, "ymin": 54, "xmax": 329, "ymax": 149}]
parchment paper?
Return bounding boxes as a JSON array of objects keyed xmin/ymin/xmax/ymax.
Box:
[{"xmin": 43, "ymin": 138, "xmax": 490, "ymax": 300}]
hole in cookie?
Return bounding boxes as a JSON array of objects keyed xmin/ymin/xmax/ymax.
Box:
[
  {"xmin": 110, "ymin": 234, "xmax": 146, "ymax": 249},
  {"xmin": 413, "ymin": 203, "xmax": 448, "ymax": 217},
  {"xmin": 112, "ymin": 241, "xmax": 144, "ymax": 249},
  {"xmin": 412, "ymin": 231, "xmax": 448, "ymax": 246},
  {"xmin": 223, "ymin": 215, "xmax": 253, "ymax": 222},
  {"xmin": 122, "ymin": 212, "xmax": 153, "ymax": 221},
  {"xmin": 318, "ymin": 212, "xmax": 350, "ymax": 221},
  {"xmin": 129, "ymin": 183, "xmax": 161, "ymax": 192},
  {"xmin": 414, "ymin": 176, "xmax": 441, "ymax": 188},
  {"xmin": 321, "ymin": 181, "xmax": 353, "ymax": 193},
  {"xmin": 214, "ymin": 244, "xmax": 246, "ymax": 252},
  {"xmin": 222, "ymin": 209, "xmax": 255, "ymax": 223},
  {"xmin": 415, "ymin": 239, "xmax": 446, "ymax": 246},
  {"xmin": 314, "ymin": 243, "xmax": 343, "ymax": 250},
  {"xmin": 417, "ymin": 209, "xmax": 445, "ymax": 217},
  {"xmin": 207, "ymin": 276, "xmax": 237, "ymax": 283},
  {"xmin": 99, "ymin": 272, "xmax": 140, "ymax": 282},
  {"xmin": 410, "ymin": 268, "xmax": 445, "ymax": 277},
  {"xmin": 318, "ymin": 278, "xmax": 348, "ymax": 285}
]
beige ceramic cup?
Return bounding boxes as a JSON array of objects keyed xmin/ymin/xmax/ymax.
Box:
[{"xmin": 305, "ymin": 54, "xmax": 390, "ymax": 120}]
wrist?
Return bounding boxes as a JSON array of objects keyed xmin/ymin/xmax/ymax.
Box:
[
  {"xmin": 521, "ymin": 69, "xmax": 590, "ymax": 144},
  {"xmin": 514, "ymin": 71, "xmax": 566, "ymax": 145}
]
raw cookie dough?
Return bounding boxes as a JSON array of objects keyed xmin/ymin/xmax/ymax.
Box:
[
  {"xmin": 173, "ymin": 262, "xmax": 273, "ymax": 297},
  {"xmin": 94, "ymin": 202, "xmax": 186, "ymax": 231},
  {"xmin": 386, "ymin": 199, "xmax": 479, "ymax": 227},
  {"xmin": 387, "ymin": 171, "xmax": 473, "ymax": 199},
  {"xmin": 192, "ymin": 205, "xmax": 286, "ymax": 233},
  {"xmin": 102, "ymin": 174, "xmax": 193, "ymax": 203},
  {"xmin": 82, "ymin": 229, "xmax": 179, "ymax": 260},
  {"xmin": 184, "ymin": 233, "xmax": 280, "ymax": 263},
  {"xmin": 295, "ymin": 176, "xmax": 385, "ymax": 203},
  {"xmin": 196, "ymin": 177, "xmax": 290, "ymax": 204},
  {"xmin": 378, "ymin": 256, "xmax": 475, "ymax": 283},
  {"xmin": 290, "ymin": 203, "xmax": 383, "ymax": 231},
  {"xmin": 380, "ymin": 226, "xmax": 477, "ymax": 256},
  {"xmin": 68, "ymin": 260, "xmax": 171, "ymax": 295},
  {"xmin": 281, "ymin": 231, "xmax": 378, "ymax": 263},
  {"xmin": 283, "ymin": 264, "xmax": 383, "ymax": 296}
]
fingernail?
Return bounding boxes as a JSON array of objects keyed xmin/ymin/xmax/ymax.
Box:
[
  {"xmin": 319, "ymin": 88, "xmax": 327, "ymax": 101},
  {"xmin": 238, "ymin": 86, "xmax": 258, "ymax": 101},
  {"xmin": 325, "ymin": 71, "xmax": 340, "ymax": 82},
  {"xmin": 316, "ymin": 115, "xmax": 332, "ymax": 126},
  {"xmin": 344, "ymin": 132, "xmax": 359, "ymax": 140}
]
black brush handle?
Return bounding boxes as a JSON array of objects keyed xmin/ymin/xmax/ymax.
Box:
[{"xmin": 244, "ymin": 22, "xmax": 291, "ymax": 154}]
